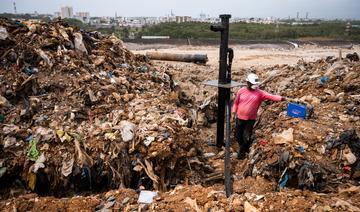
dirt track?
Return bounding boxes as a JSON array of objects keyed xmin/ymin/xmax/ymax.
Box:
[{"xmin": 132, "ymin": 44, "xmax": 360, "ymax": 68}]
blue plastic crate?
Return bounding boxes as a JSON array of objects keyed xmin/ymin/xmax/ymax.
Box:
[{"xmin": 287, "ymin": 102, "xmax": 307, "ymax": 119}]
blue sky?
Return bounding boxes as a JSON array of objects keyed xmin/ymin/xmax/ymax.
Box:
[{"xmin": 0, "ymin": 0, "xmax": 359, "ymax": 19}]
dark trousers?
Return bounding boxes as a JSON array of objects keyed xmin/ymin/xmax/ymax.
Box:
[{"xmin": 235, "ymin": 118, "xmax": 255, "ymax": 154}]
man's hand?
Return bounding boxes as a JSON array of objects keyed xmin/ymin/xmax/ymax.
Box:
[{"xmin": 281, "ymin": 97, "xmax": 295, "ymax": 102}]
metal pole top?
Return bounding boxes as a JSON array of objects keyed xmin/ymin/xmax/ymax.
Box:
[{"xmin": 219, "ymin": 14, "xmax": 231, "ymax": 19}]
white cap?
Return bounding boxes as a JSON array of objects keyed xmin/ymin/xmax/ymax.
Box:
[{"xmin": 246, "ymin": 73, "xmax": 260, "ymax": 84}]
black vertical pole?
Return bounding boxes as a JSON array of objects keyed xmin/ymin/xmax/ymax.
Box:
[
  {"xmin": 211, "ymin": 14, "xmax": 233, "ymax": 197},
  {"xmin": 224, "ymin": 95, "xmax": 233, "ymax": 197},
  {"xmin": 211, "ymin": 14, "xmax": 231, "ymax": 147}
]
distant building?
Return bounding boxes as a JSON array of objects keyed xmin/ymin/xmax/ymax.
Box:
[
  {"xmin": 61, "ymin": 6, "xmax": 73, "ymax": 19},
  {"xmin": 54, "ymin": 12, "xmax": 61, "ymax": 18},
  {"xmin": 176, "ymin": 16, "xmax": 191, "ymax": 23},
  {"xmin": 75, "ymin": 12, "xmax": 90, "ymax": 23}
]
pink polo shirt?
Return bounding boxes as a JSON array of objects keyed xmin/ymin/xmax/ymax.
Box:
[{"xmin": 232, "ymin": 87, "xmax": 282, "ymax": 120}]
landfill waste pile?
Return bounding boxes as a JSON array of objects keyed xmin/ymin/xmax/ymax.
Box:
[
  {"xmin": 137, "ymin": 54, "xmax": 360, "ymax": 211},
  {"xmin": 0, "ymin": 17, "xmax": 214, "ymax": 203},
  {"xmin": 245, "ymin": 56, "xmax": 360, "ymax": 192}
]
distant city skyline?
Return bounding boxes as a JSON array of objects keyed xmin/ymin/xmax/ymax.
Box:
[{"xmin": 0, "ymin": 0, "xmax": 359, "ymax": 19}]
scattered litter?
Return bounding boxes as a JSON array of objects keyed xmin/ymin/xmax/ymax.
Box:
[
  {"xmin": 244, "ymin": 193, "xmax": 265, "ymax": 201},
  {"xmin": 204, "ymin": 152, "xmax": 216, "ymax": 158},
  {"xmin": 3, "ymin": 136, "xmax": 17, "ymax": 148},
  {"xmin": 144, "ymin": 136, "xmax": 155, "ymax": 146},
  {"xmin": 319, "ymin": 76, "xmax": 329, "ymax": 85},
  {"xmin": 0, "ymin": 95, "xmax": 11, "ymax": 108},
  {"xmin": 33, "ymin": 153, "xmax": 46, "ymax": 173},
  {"xmin": 74, "ymin": 32, "xmax": 88, "ymax": 54},
  {"xmin": 273, "ymin": 128, "xmax": 294, "ymax": 145},
  {"xmin": 278, "ymin": 168, "xmax": 289, "ymax": 190},
  {"xmin": 0, "ymin": 26, "xmax": 8, "ymax": 40},
  {"xmin": 27, "ymin": 138, "xmax": 40, "ymax": 161},
  {"xmin": 0, "ymin": 167, "xmax": 6, "ymax": 178},
  {"xmin": 138, "ymin": 190, "xmax": 158, "ymax": 204},
  {"xmin": 119, "ymin": 121, "xmax": 136, "ymax": 142},
  {"xmin": 61, "ymin": 157, "xmax": 74, "ymax": 177},
  {"xmin": 35, "ymin": 49, "xmax": 53, "ymax": 68},
  {"xmin": 287, "ymin": 102, "xmax": 307, "ymax": 119}
]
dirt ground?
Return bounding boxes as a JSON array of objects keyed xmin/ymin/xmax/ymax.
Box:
[
  {"xmin": 133, "ymin": 44, "xmax": 360, "ymax": 102},
  {"xmin": 132, "ymin": 44, "xmax": 360, "ymax": 68}
]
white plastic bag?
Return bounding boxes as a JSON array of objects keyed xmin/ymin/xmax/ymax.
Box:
[{"xmin": 74, "ymin": 32, "xmax": 88, "ymax": 54}]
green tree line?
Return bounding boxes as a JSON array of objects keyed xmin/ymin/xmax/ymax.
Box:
[{"xmin": 138, "ymin": 21, "xmax": 360, "ymax": 41}]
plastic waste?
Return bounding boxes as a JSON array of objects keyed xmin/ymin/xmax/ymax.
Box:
[
  {"xmin": 26, "ymin": 135, "xmax": 33, "ymax": 142},
  {"xmin": 33, "ymin": 153, "xmax": 46, "ymax": 173},
  {"xmin": 278, "ymin": 168, "xmax": 289, "ymax": 190},
  {"xmin": 27, "ymin": 138, "xmax": 40, "ymax": 161},
  {"xmin": 138, "ymin": 65, "xmax": 148, "ymax": 72},
  {"xmin": 34, "ymin": 127, "xmax": 54, "ymax": 141},
  {"xmin": 138, "ymin": 190, "xmax": 158, "ymax": 204},
  {"xmin": 0, "ymin": 26, "xmax": 8, "ymax": 40},
  {"xmin": 74, "ymin": 139, "xmax": 93, "ymax": 167},
  {"xmin": 319, "ymin": 76, "xmax": 329, "ymax": 85},
  {"xmin": 204, "ymin": 152, "xmax": 216, "ymax": 158},
  {"xmin": 258, "ymin": 139, "xmax": 268, "ymax": 146},
  {"xmin": 244, "ymin": 193, "xmax": 265, "ymax": 201},
  {"xmin": 0, "ymin": 95, "xmax": 11, "ymax": 109},
  {"xmin": 119, "ymin": 121, "xmax": 136, "ymax": 142},
  {"xmin": 104, "ymin": 196, "xmax": 116, "ymax": 209},
  {"xmin": 0, "ymin": 167, "xmax": 6, "ymax": 178},
  {"xmin": 344, "ymin": 151, "xmax": 357, "ymax": 165},
  {"xmin": 107, "ymin": 72, "xmax": 113, "ymax": 78},
  {"xmin": 61, "ymin": 157, "xmax": 74, "ymax": 177},
  {"xmin": 3, "ymin": 125, "xmax": 19, "ymax": 135},
  {"xmin": 325, "ymin": 129, "xmax": 360, "ymax": 178},
  {"xmin": 273, "ymin": 128, "xmax": 294, "ymax": 145},
  {"xmin": 144, "ymin": 136, "xmax": 155, "ymax": 146},
  {"xmin": 121, "ymin": 63, "xmax": 130, "ymax": 69},
  {"xmin": 3, "ymin": 136, "xmax": 16, "ymax": 148},
  {"xmin": 74, "ymin": 32, "xmax": 88, "ymax": 54},
  {"xmin": 56, "ymin": 130, "xmax": 73, "ymax": 142},
  {"xmin": 28, "ymin": 172, "xmax": 37, "ymax": 190},
  {"xmin": 296, "ymin": 146, "xmax": 305, "ymax": 153},
  {"xmin": 104, "ymin": 132, "xmax": 118, "ymax": 141},
  {"xmin": 297, "ymin": 162, "xmax": 326, "ymax": 190},
  {"xmin": 24, "ymin": 67, "xmax": 39, "ymax": 76},
  {"xmin": 87, "ymin": 88, "xmax": 98, "ymax": 102},
  {"xmin": 35, "ymin": 49, "xmax": 53, "ymax": 68}
]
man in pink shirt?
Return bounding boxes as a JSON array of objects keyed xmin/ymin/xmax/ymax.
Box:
[{"xmin": 232, "ymin": 73, "xmax": 285, "ymax": 159}]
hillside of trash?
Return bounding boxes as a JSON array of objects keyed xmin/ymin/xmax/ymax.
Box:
[
  {"xmin": 1, "ymin": 17, "xmax": 360, "ymax": 211},
  {"xmin": 0, "ymin": 17, "xmax": 210, "ymax": 200}
]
